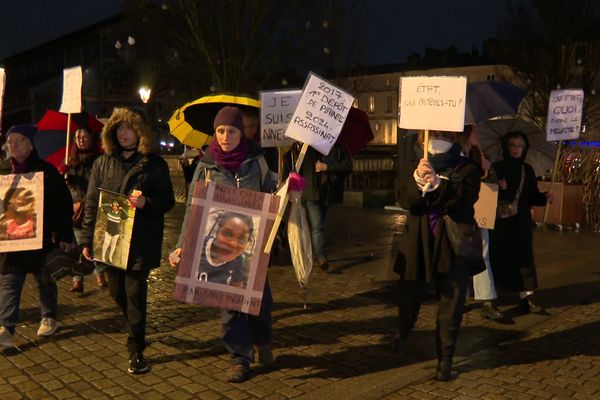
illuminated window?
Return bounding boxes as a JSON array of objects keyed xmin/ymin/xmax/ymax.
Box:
[{"xmin": 369, "ymin": 96, "xmax": 375, "ymax": 113}]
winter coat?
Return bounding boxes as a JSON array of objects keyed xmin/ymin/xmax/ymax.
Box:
[
  {"xmin": 65, "ymin": 150, "xmax": 101, "ymax": 204},
  {"xmin": 0, "ymin": 153, "xmax": 73, "ymax": 274},
  {"xmin": 80, "ymin": 108, "xmax": 175, "ymax": 271},
  {"xmin": 284, "ymin": 143, "xmax": 352, "ymax": 206},
  {"xmin": 394, "ymin": 154, "xmax": 484, "ymax": 283},
  {"xmin": 489, "ymin": 159, "xmax": 547, "ymax": 291},
  {"xmin": 177, "ymin": 143, "xmax": 275, "ymax": 249}
]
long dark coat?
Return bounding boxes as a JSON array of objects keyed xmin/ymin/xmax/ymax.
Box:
[
  {"xmin": 394, "ymin": 155, "xmax": 484, "ymax": 282},
  {"xmin": 489, "ymin": 159, "xmax": 547, "ymax": 291},
  {"xmin": 0, "ymin": 154, "xmax": 73, "ymax": 274}
]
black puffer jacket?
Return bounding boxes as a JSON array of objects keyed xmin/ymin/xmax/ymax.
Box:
[
  {"xmin": 80, "ymin": 108, "xmax": 175, "ymax": 271},
  {"xmin": 0, "ymin": 154, "xmax": 73, "ymax": 274}
]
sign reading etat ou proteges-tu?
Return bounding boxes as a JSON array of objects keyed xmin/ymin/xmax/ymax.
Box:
[
  {"xmin": 60, "ymin": 66, "xmax": 83, "ymax": 114},
  {"xmin": 284, "ymin": 72, "xmax": 354, "ymax": 155},
  {"xmin": 546, "ymin": 89, "xmax": 584, "ymax": 141},
  {"xmin": 399, "ymin": 76, "xmax": 467, "ymax": 132},
  {"xmin": 259, "ymin": 89, "xmax": 302, "ymax": 148}
]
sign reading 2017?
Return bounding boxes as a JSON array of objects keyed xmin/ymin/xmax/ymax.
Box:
[{"xmin": 285, "ymin": 72, "xmax": 354, "ymax": 155}]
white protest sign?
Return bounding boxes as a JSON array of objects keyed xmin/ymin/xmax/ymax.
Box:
[
  {"xmin": 59, "ymin": 66, "xmax": 83, "ymax": 114},
  {"xmin": 260, "ymin": 89, "xmax": 301, "ymax": 148},
  {"xmin": 399, "ymin": 76, "xmax": 467, "ymax": 132},
  {"xmin": 0, "ymin": 68, "xmax": 5, "ymax": 128},
  {"xmin": 284, "ymin": 72, "xmax": 354, "ymax": 155},
  {"xmin": 546, "ymin": 89, "xmax": 584, "ymax": 141}
]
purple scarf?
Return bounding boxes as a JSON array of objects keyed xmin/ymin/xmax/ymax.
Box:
[{"xmin": 208, "ymin": 136, "xmax": 250, "ymax": 173}]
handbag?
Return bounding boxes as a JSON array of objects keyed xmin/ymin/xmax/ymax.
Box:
[
  {"xmin": 496, "ymin": 165, "xmax": 525, "ymax": 219},
  {"xmin": 443, "ymin": 215, "xmax": 483, "ymax": 268}
]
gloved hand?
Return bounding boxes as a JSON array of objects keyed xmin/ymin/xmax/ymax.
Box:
[{"xmin": 288, "ymin": 172, "xmax": 306, "ymax": 191}]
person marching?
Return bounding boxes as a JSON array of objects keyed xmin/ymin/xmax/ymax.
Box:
[
  {"xmin": 489, "ymin": 131, "xmax": 552, "ymax": 314},
  {"xmin": 171, "ymin": 106, "xmax": 277, "ymax": 383},
  {"xmin": 80, "ymin": 108, "xmax": 174, "ymax": 374},
  {"xmin": 0, "ymin": 124, "xmax": 74, "ymax": 348},
  {"xmin": 60, "ymin": 126, "xmax": 105, "ymax": 293},
  {"xmin": 393, "ymin": 130, "xmax": 484, "ymax": 381}
]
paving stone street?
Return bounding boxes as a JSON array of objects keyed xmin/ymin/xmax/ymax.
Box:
[{"xmin": 1, "ymin": 177, "xmax": 599, "ymax": 399}]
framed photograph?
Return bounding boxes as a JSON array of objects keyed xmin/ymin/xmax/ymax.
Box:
[
  {"xmin": 174, "ymin": 181, "xmax": 280, "ymax": 316},
  {"xmin": 0, "ymin": 172, "xmax": 44, "ymax": 252},
  {"xmin": 92, "ymin": 189, "xmax": 136, "ymax": 270}
]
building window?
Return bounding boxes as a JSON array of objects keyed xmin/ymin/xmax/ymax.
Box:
[
  {"xmin": 368, "ymin": 96, "xmax": 375, "ymax": 113},
  {"xmin": 386, "ymin": 95, "xmax": 393, "ymax": 113},
  {"xmin": 486, "ymin": 74, "xmax": 495, "ymax": 81}
]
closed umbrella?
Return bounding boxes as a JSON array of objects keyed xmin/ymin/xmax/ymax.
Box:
[{"xmin": 168, "ymin": 94, "xmax": 260, "ymax": 149}]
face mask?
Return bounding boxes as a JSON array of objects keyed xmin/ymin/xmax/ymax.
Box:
[{"xmin": 428, "ymin": 139, "xmax": 453, "ymax": 154}]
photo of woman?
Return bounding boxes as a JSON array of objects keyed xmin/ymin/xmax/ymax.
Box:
[
  {"xmin": 0, "ymin": 187, "xmax": 37, "ymax": 241},
  {"xmin": 197, "ymin": 210, "xmax": 258, "ymax": 289}
]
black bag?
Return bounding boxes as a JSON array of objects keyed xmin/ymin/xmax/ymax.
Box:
[
  {"xmin": 43, "ymin": 248, "xmax": 94, "ymax": 283},
  {"xmin": 496, "ymin": 165, "xmax": 525, "ymax": 219},
  {"xmin": 443, "ymin": 216, "xmax": 483, "ymax": 268}
]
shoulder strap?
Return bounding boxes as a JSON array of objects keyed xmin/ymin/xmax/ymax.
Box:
[
  {"xmin": 514, "ymin": 165, "xmax": 525, "ymax": 200},
  {"xmin": 257, "ymin": 155, "xmax": 269, "ymax": 187}
]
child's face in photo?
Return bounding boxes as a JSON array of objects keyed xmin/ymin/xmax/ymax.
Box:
[{"xmin": 213, "ymin": 217, "xmax": 250, "ymax": 262}]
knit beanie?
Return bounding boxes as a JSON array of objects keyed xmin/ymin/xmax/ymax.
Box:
[
  {"xmin": 213, "ymin": 106, "xmax": 245, "ymax": 136},
  {"xmin": 6, "ymin": 124, "xmax": 38, "ymax": 144}
]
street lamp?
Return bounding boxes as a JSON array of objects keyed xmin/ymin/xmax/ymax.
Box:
[{"xmin": 138, "ymin": 86, "xmax": 151, "ymax": 104}]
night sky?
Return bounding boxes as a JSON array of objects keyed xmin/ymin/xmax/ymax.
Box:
[{"xmin": 0, "ymin": 0, "xmax": 509, "ymax": 65}]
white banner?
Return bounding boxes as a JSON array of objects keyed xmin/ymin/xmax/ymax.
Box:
[
  {"xmin": 284, "ymin": 72, "xmax": 354, "ymax": 155},
  {"xmin": 59, "ymin": 66, "xmax": 83, "ymax": 114},
  {"xmin": 399, "ymin": 76, "xmax": 466, "ymax": 132},
  {"xmin": 260, "ymin": 89, "xmax": 301, "ymax": 148},
  {"xmin": 0, "ymin": 68, "xmax": 5, "ymax": 129},
  {"xmin": 546, "ymin": 89, "xmax": 584, "ymax": 141}
]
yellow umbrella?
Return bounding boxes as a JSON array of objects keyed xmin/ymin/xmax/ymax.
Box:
[{"xmin": 168, "ymin": 94, "xmax": 260, "ymax": 149}]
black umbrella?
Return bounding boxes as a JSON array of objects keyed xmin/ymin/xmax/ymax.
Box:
[{"xmin": 466, "ymin": 81, "xmax": 527, "ymax": 124}]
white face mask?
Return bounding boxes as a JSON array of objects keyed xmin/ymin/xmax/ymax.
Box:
[{"xmin": 428, "ymin": 139, "xmax": 454, "ymax": 154}]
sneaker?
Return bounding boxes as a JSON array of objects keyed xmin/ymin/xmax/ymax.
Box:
[
  {"xmin": 96, "ymin": 273, "xmax": 107, "ymax": 288},
  {"xmin": 0, "ymin": 327, "xmax": 14, "ymax": 347},
  {"xmin": 37, "ymin": 317, "xmax": 59, "ymax": 337},
  {"xmin": 227, "ymin": 363, "xmax": 249, "ymax": 383},
  {"xmin": 255, "ymin": 344, "xmax": 274, "ymax": 366},
  {"xmin": 71, "ymin": 280, "xmax": 84, "ymax": 293},
  {"xmin": 128, "ymin": 352, "xmax": 149, "ymax": 374}
]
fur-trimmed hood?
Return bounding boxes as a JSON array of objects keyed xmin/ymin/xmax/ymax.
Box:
[{"xmin": 101, "ymin": 107, "xmax": 157, "ymax": 155}]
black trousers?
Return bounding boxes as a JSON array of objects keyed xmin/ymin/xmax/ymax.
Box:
[
  {"xmin": 397, "ymin": 264, "xmax": 470, "ymax": 360},
  {"xmin": 106, "ymin": 268, "xmax": 149, "ymax": 354}
]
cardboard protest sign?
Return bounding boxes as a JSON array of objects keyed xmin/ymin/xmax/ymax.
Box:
[
  {"xmin": 59, "ymin": 66, "xmax": 83, "ymax": 114},
  {"xmin": 260, "ymin": 89, "xmax": 302, "ymax": 148},
  {"xmin": 399, "ymin": 76, "xmax": 467, "ymax": 132},
  {"xmin": 92, "ymin": 189, "xmax": 136, "ymax": 270},
  {"xmin": 0, "ymin": 68, "xmax": 5, "ymax": 128},
  {"xmin": 546, "ymin": 89, "xmax": 584, "ymax": 141},
  {"xmin": 174, "ymin": 181, "xmax": 280, "ymax": 315},
  {"xmin": 474, "ymin": 182, "xmax": 499, "ymax": 229},
  {"xmin": 284, "ymin": 72, "xmax": 354, "ymax": 155},
  {"xmin": 0, "ymin": 172, "xmax": 44, "ymax": 252}
]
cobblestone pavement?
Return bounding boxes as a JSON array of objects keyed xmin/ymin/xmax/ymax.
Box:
[{"xmin": 1, "ymin": 195, "xmax": 599, "ymax": 399}]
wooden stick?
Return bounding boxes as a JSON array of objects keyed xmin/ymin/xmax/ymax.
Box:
[
  {"xmin": 294, "ymin": 143, "xmax": 309, "ymax": 172},
  {"xmin": 543, "ymin": 140, "xmax": 563, "ymax": 224},
  {"xmin": 64, "ymin": 113, "xmax": 72, "ymax": 167},
  {"xmin": 264, "ymin": 178, "xmax": 290, "ymax": 254},
  {"xmin": 423, "ymin": 130, "xmax": 429, "ymax": 161}
]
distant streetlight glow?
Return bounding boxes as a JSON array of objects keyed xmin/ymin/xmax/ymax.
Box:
[{"xmin": 139, "ymin": 86, "xmax": 151, "ymax": 103}]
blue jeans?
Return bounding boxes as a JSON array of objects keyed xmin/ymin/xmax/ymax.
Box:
[
  {"xmin": 0, "ymin": 271, "xmax": 58, "ymax": 334},
  {"xmin": 304, "ymin": 201, "xmax": 328, "ymax": 261},
  {"xmin": 221, "ymin": 280, "xmax": 273, "ymax": 366},
  {"xmin": 472, "ymin": 228, "xmax": 498, "ymax": 301}
]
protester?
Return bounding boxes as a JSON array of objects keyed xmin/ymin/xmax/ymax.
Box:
[
  {"xmin": 457, "ymin": 126, "xmax": 504, "ymax": 321},
  {"xmin": 284, "ymin": 141, "xmax": 352, "ymax": 270},
  {"xmin": 170, "ymin": 106, "xmax": 276, "ymax": 383},
  {"xmin": 0, "ymin": 124, "xmax": 74, "ymax": 348},
  {"xmin": 80, "ymin": 108, "xmax": 175, "ymax": 374},
  {"xmin": 489, "ymin": 131, "xmax": 551, "ymax": 314},
  {"xmin": 393, "ymin": 130, "xmax": 484, "ymax": 381},
  {"xmin": 60, "ymin": 126, "xmax": 104, "ymax": 293},
  {"xmin": 196, "ymin": 211, "xmax": 254, "ymax": 287}
]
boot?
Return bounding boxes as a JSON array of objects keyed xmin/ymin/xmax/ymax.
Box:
[
  {"xmin": 71, "ymin": 280, "xmax": 84, "ymax": 293},
  {"xmin": 480, "ymin": 301, "xmax": 504, "ymax": 320},
  {"xmin": 436, "ymin": 357, "xmax": 459, "ymax": 381},
  {"xmin": 519, "ymin": 295, "xmax": 544, "ymax": 314}
]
